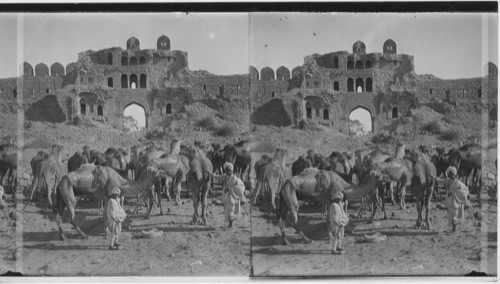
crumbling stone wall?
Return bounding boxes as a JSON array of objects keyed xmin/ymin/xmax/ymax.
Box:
[
  {"xmin": 250, "ymin": 80, "xmax": 289, "ymax": 108},
  {"xmin": 25, "ymin": 95, "xmax": 66, "ymax": 123},
  {"xmin": 250, "ymin": 98, "xmax": 292, "ymax": 127},
  {"xmin": 191, "ymin": 75, "xmax": 249, "ymax": 100},
  {"xmin": 415, "ymin": 76, "xmax": 498, "ymax": 104}
]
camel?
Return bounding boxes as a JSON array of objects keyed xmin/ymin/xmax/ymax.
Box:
[
  {"xmin": 371, "ymin": 143, "xmax": 413, "ymax": 210},
  {"xmin": 277, "ymin": 168, "xmax": 391, "ymax": 245},
  {"xmin": 431, "ymin": 147, "xmax": 449, "ymax": 178},
  {"xmin": 67, "ymin": 152, "xmax": 88, "ymax": 173},
  {"xmin": 224, "ymin": 141, "xmax": 252, "ymax": 182},
  {"xmin": 291, "ymin": 155, "xmax": 312, "ymax": 176},
  {"xmin": 207, "ymin": 143, "xmax": 226, "ymax": 175},
  {"xmin": 456, "ymin": 143, "xmax": 482, "ymax": 192},
  {"xmin": 52, "ymin": 165, "xmax": 162, "ymax": 240},
  {"xmin": 89, "ymin": 150, "xmax": 107, "ymax": 166},
  {"xmin": 147, "ymin": 139, "xmax": 189, "ymax": 214},
  {"xmin": 24, "ymin": 144, "xmax": 64, "ymax": 210},
  {"xmin": 328, "ymin": 152, "xmax": 354, "ymax": 183},
  {"xmin": 305, "ymin": 149, "xmax": 316, "ymax": 168},
  {"xmin": 0, "ymin": 143, "xmax": 17, "ymax": 191},
  {"xmin": 408, "ymin": 150, "xmax": 437, "ymax": 230},
  {"xmin": 254, "ymin": 154, "xmax": 272, "ymax": 179},
  {"xmin": 30, "ymin": 150, "xmax": 48, "ymax": 176},
  {"xmin": 184, "ymin": 146, "xmax": 213, "ymax": 225},
  {"xmin": 252, "ymin": 148, "xmax": 288, "ymax": 211}
]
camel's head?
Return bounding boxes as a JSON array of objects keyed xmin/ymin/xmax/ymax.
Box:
[
  {"xmin": 36, "ymin": 150, "xmax": 48, "ymax": 159},
  {"xmin": 307, "ymin": 149, "xmax": 314, "ymax": 158},
  {"xmin": 211, "ymin": 143, "xmax": 221, "ymax": 152},
  {"xmin": 369, "ymin": 169, "xmax": 391, "ymax": 184},
  {"xmin": 406, "ymin": 150, "xmax": 422, "ymax": 165},
  {"xmin": 183, "ymin": 146, "xmax": 198, "ymax": 161},
  {"xmin": 91, "ymin": 166, "xmax": 107, "ymax": 189},
  {"xmin": 435, "ymin": 147, "xmax": 445, "ymax": 156}
]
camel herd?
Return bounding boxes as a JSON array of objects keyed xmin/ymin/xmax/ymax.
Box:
[
  {"xmin": 267, "ymin": 140, "xmax": 488, "ymax": 245},
  {"xmin": 20, "ymin": 138, "xmax": 260, "ymax": 240},
  {"xmin": 0, "ymin": 133, "xmax": 491, "ymax": 244}
]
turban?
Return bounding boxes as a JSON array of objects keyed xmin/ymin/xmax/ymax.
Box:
[
  {"xmin": 109, "ymin": 187, "xmax": 121, "ymax": 196},
  {"xmin": 223, "ymin": 162, "xmax": 234, "ymax": 172},
  {"xmin": 446, "ymin": 166, "xmax": 458, "ymax": 176},
  {"xmin": 333, "ymin": 190, "xmax": 344, "ymax": 200}
]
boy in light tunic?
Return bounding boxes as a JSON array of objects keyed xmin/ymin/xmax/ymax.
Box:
[{"xmin": 107, "ymin": 187, "xmax": 126, "ymax": 250}]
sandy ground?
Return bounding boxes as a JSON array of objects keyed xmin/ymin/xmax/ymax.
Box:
[
  {"xmin": 19, "ymin": 186, "xmax": 251, "ymax": 276},
  {"xmin": 250, "ymin": 195, "xmax": 497, "ymax": 277},
  {"xmin": 1, "ymin": 103, "xmax": 497, "ymax": 278}
]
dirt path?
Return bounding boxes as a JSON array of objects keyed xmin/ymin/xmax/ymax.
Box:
[
  {"xmin": 250, "ymin": 196, "xmax": 497, "ymax": 277},
  {"xmin": 19, "ymin": 188, "xmax": 251, "ymax": 276}
]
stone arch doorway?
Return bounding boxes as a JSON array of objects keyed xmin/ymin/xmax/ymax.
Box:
[
  {"xmin": 349, "ymin": 107, "xmax": 373, "ymax": 134},
  {"xmin": 123, "ymin": 103, "xmax": 147, "ymax": 131},
  {"xmin": 80, "ymin": 98, "xmax": 87, "ymax": 115}
]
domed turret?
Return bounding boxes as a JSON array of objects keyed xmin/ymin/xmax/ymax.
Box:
[
  {"xmin": 126, "ymin": 37, "xmax": 140, "ymax": 51},
  {"xmin": 352, "ymin": 41, "xmax": 366, "ymax": 55}
]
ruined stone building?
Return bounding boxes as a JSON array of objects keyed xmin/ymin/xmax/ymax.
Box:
[
  {"xmin": 249, "ymin": 39, "xmax": 498, "ymax": 133},
  {"xmin": 0, "ymin": 36, "xmax": 249, "ymax": 129},
  {"xmin": 0, "ymin": 37, "xmax": 497, "ymax": 133}
]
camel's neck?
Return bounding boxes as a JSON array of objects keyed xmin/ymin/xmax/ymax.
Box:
[{"xmin": 395, "ymin": 146, "xmax": 406, "ymax": 159}]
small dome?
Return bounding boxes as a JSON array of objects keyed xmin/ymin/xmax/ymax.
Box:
[
  {"xmin": 157, "ymin": 35, "xmax": 171, "ymax": 50},
  {"xmin": 353, "ymin": 41, "xmax": 366, "ymax": 55},
  {"xmin": 126, "ymin": 37, "xmax": 140, "ymax": 51},
  {"xmin": 383, "ymin": 39, "xmax": 397, "ymax": 54}
]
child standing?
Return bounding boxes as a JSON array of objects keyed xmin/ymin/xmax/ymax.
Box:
[
  {"xmin": 328, "ymin": 190, "xmax": 349, "ymax": 255},
  {"xmin": 107, "ymin": 187, "xmax": 126, "ymax": 250}
]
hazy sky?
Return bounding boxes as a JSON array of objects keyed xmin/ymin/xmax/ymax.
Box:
[
  {"xmin": 0, "ymin": 13, "xmax": 249, "ymax": 78},
  {"xmin": 0, "ymin": 13, "xmax": 497, "ymax": 79},
  {"xmin": 250, "ymin": 13, "xmax": 498, "ymax": 79}
]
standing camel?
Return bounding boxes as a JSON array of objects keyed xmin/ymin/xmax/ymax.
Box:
[
  {"xmin": 0, "ymin": 143, "xmax": 17, "ymax": 191},
  {"xmin": 252, "ymin": 148, "xmax": 288, "ymax": 211},
  {"xmin": 52, "ymin": 165, "xmax": 161, "ymax": 240},
  {"xmin": 328, "ymin": 151, "xmax": 354, "ymax": 183},
  {"xmin": 184, "ymin": 147, "xmax": 213, "ymax": 225},
  {"xmin": 224, "ymin": 141, "xmax": 252, "ymax": 182},
  {"xmin": 408, "ymin": 150, "xmax": 437, "ymax": 230},
  {"xmin": 277, "ymin": 169, "xmax": 391, "ymax": 245},
  {"xmin": 25, "ymin": 144, "xmax": 64, "ymax": 210},
  {"xmin": 147, "ymin": 139, "xmax": 189, "ymax": 216},
  {"xmin": 67, "ymin": 152, "xmax": 88, "ymax": 173}
]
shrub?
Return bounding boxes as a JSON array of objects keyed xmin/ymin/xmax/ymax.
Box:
[
  {"xmin": 371, "ymin": 130, "xmax": 395, "ymax": 144},
  {"xmin": 440, "ymin": 128, "xmax": 461, "ymax": 141},
  {"xmin": 426, "ymin": 99, "xmax": 453, "ymax": 114},
  {"xmin": 214, "ymin": 124, "xmax": 235, "ymax": 137},
  {"xmin": 196, "ymin": 116, "xmax": 217, "ymax": 130},
  {"xmin": 420, "ymin": 120, "xmax": 444, "ymax": 134},
  {"xmin": 145, "ymin": 127, "xmax": 168, "ymax": 139}
]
